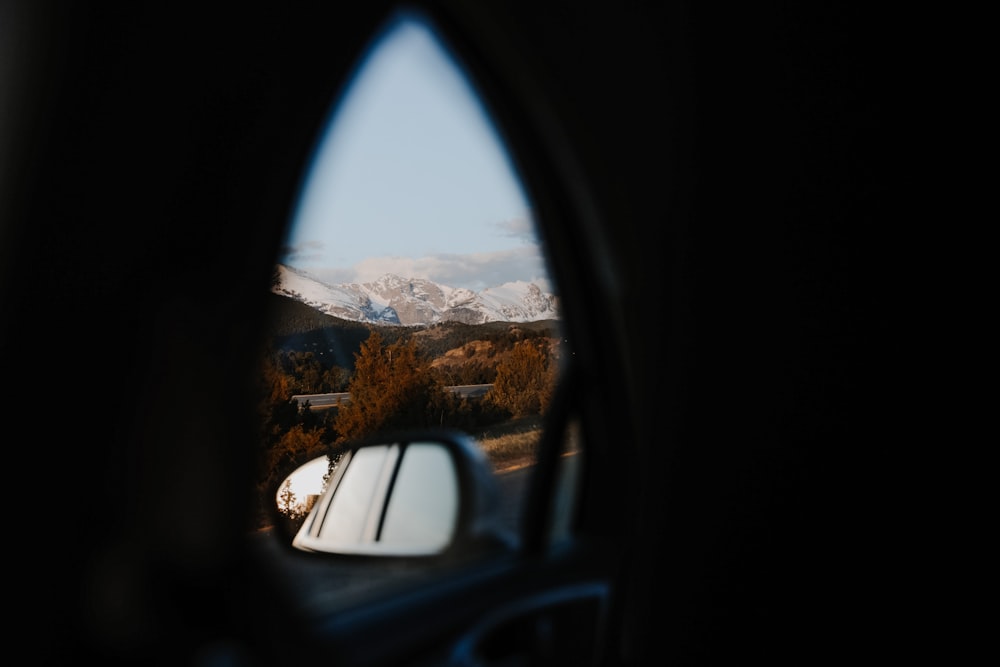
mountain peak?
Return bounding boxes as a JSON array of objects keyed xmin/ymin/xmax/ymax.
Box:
[{"xmin": 272, "ymin": 266, "xmax": 558, "ymax": 326}]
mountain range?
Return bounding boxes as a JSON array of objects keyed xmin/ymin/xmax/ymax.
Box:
[{"xmin": 271, "ymin": 265, "xmax": 559, "ymax": 326}]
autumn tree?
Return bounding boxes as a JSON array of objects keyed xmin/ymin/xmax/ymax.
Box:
[
  {"xmin": 334, "ymin": 330, "xmax": 448, "ymax": 442},
  {"xmin": 276, "ymin": 350, "xmax": 325, "ymax": 393},
  {"xmin": 487, "ymin": 339, "xmax": 557, "ymax": 419},
  {"xmin": 324, "ymin": 365, "xmax": 352, "ymax": 392},
  {"xmin": 277, "ymin": 478, "xmax": 300, "ymax": 518},
  {"xmin": 262, "ymin": 424, "xmax": 324, "ymax": 483},
  {"xmin": 257, "ymin": 350, "xmax": 300, "ymax": 447}
]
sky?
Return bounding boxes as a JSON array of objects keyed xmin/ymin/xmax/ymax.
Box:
[
  {"xmin": 278, "ymin": 456, "xmax": 331, "ymax": 509},
  {"xmin": 279, "ymin": 13, "xmax": 550, "ymax": 294}
]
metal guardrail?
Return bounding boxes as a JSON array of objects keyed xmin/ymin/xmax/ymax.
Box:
[{"xmin": 292, "ymin": 384, "xmax": 493, "ymax": 408}]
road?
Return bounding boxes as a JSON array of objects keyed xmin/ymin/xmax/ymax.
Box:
[{"xmin": 292, "ymin": 384, "xmax": 493, "ymax": 408}]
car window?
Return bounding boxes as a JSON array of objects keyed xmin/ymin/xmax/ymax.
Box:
[{"xmin": 253, "ymin": 8, "xmax": 581, "ymax": 605}]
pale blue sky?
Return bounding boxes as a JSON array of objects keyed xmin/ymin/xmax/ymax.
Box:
[{"xmin": 280, "ymin": 13, "xmax": 549, "ymax": 293}]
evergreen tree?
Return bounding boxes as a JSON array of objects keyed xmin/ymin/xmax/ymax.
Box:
[
  {"xmin": 324, "ymin": 365, "xmax": 352, "ymax": 392},
  {"xmin": 271, "ymin": 424, "xmax": 325, "ymax": 470},
  {"xmin": 487, "ymin": 340, "xmax": 555, "ymax": 419},
  {"xmin": 257, "ymin": 351, "xmax": 301, "ymax": 452},
  {"xmin": 334, "ymin": 330, "xmax": 448, "ymax": 442}
]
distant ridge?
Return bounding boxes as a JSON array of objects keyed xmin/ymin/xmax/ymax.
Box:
[
  {"xmin": 271, "ymin": 265, "xmax": 559, "ymax": 326},
  {"xmin": 264, "ymin": 292, "xmax": 561, "ymax": 373}
]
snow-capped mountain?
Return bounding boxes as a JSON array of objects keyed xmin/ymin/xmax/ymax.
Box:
[{"xmin": 271, "ymin": 265, "xmax": 559, "ymax": 326}]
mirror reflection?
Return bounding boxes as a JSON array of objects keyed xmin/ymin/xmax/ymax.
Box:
[
  {"xmin": 275, "ymin": 454, "xmax": 339, "ymax": 519},
  {"xmin": 283, "ymin": 442, "xmax": 459, "ymax": 556},
  {"xmin": 379, "ymin": 444, "xmax": 458, "ymax": 549}
]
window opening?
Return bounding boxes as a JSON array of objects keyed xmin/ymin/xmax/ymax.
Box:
[{"xmin": 257, "ymin": 8, "xmax": 573, "ymax": 585}]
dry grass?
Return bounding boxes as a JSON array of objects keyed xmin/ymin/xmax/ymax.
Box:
[
  {"xmin": 474, "ymin": 415, "xmax": 584, "ymax": 473},
  {"xmin": 474, "ymin": 417, "xmax": 542, "ymax": 472}
]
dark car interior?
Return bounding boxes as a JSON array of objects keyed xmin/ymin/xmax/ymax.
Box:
[{"xmin": 3, "ymin": 1, "xmax": 908, "ymax": 665}]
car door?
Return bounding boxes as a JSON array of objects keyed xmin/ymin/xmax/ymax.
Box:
[{"xmin": 4, "ymin": 1, "xmax": 908, "ymax": 665}]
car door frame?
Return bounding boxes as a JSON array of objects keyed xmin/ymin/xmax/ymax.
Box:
[{"xmin": 249, "ymin": 4, "xmax": 644, "ymax": 666}]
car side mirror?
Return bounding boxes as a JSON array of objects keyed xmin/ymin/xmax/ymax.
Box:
[{"xmin": 271, "ymin": 430, "xmax": 514, "ymax": 558}]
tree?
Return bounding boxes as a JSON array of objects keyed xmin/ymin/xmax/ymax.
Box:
[
  {"xmin": 272, "ymin": 424, "xmax": 325, "ymax": 469},
  {"xmin": 334, "ymin": 330, "xmax": 448, "ymax": 442},
  {"xmin": 324, "ymin": 365, "xmax": 352, "ymax": 392},
  {"xmin": 487, "ymin": 340, "xmax": 556, "ymax": 419},
  {"xmin": 277, "ymin": 478, "xmax": 300, "ymax": 518},
  {"xmin": 257, "ymin": 350, "xmax": 300, "ymax": 447}
]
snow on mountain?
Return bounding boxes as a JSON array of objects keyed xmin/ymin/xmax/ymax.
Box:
[
  {"xmin": 271, "ymin": 264, "xmax": 400, "ymax": 323},
  {"xmin": 271, "ymin": 265, "xmax": 558, "ymax": 326}
]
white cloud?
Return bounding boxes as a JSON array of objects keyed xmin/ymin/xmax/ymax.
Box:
[
  {"xmin": 492, "ymin": 215, "xmax": 539, "ymax": 243},
  {"xmin": 301, "ymin": 245, "xmax": 551, "ymax": 293}
]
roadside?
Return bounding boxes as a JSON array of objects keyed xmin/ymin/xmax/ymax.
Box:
[{"xmin": 474, "ymin": 416, "xmax": 542, "ymax": 473}]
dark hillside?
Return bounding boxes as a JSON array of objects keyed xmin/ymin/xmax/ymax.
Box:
[
  {"xmin": 264, "ymin": 293, "xmax": 563, "ymax": 373},
  {"xmin": 264, "ymin": 294, "xmax": 418, "ymax": 370},
  {"xmin": 410, "ymin": 319, "xmax": 562, "ymax": 359}
]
